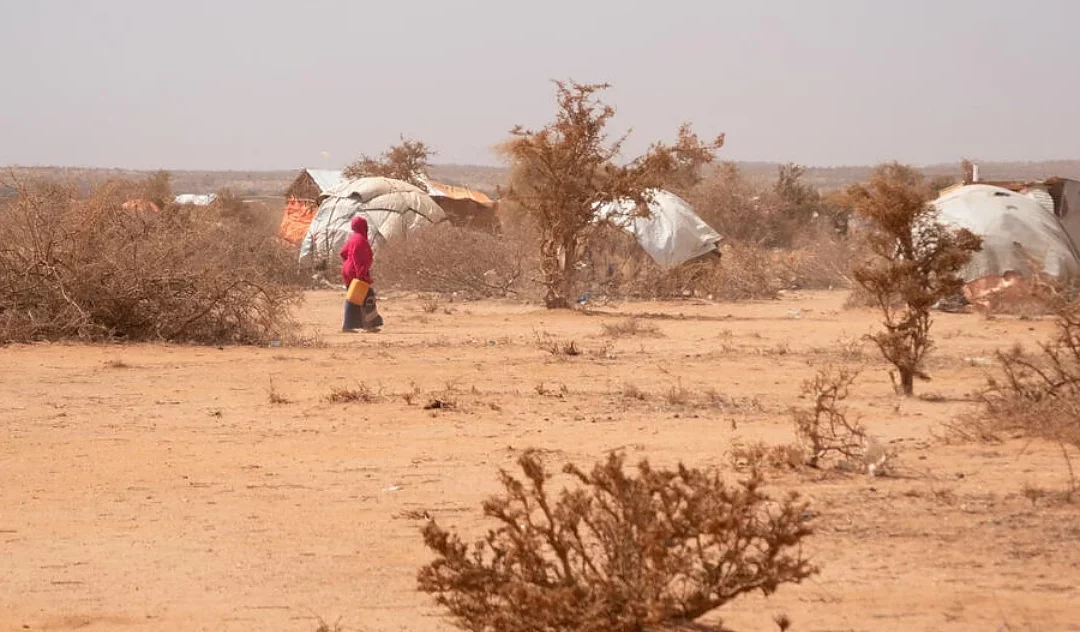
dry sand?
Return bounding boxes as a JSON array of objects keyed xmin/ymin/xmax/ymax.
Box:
[{"xmin": 2, "ymin": 290, "xmax": 1078, "ymax": 631}]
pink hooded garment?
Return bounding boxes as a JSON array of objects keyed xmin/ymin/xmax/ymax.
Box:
[{"xmin": 340, "ymin": 215, "xmax": 373, "ymax": 287}]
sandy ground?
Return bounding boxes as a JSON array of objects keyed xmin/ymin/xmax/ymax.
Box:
[{"xmin": 2, "ymin": 290, "xmax": 1078, "ymax": 632}]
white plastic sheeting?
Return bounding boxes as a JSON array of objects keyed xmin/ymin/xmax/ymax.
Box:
[
  {"xmin": 299, "ymin": 177, "xmax": 446, "ymax": 263},
  {"xmin": 933, "ymin": 184, "xmax": 1080, "ymax": 282},
  {"xmin": 594, "ymin": 189, "xmax": 722, "ymax": 268},
  {"xmin": 174, "ymin": 193, "xmax": 217, "ymax": 206}
]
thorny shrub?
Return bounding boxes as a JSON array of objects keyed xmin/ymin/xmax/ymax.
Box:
[
  {"xmin": 601, "ymin": 317, "xmax": 661, "ymax": 338},
  {"xmin": 0, "ymin": 178, "xmax": 302, "ymax": 344},
  {"xmin": 979, "ymin": 290, "xmax": 1080, "ymax": 492},
  {"xmin": 325, "ymin": 382, "xmax": 383, "ymax": 404},
  {"xmin": 567, "ymin": 161, "xmax": 855, "ymax": 302},
  {"xmin": 729, "ymin": 441, "xmax": 807, "ymax": 474},
  {"xmin": 498, "ymin": 81, "xmax": 723, "ymax": 308},
  {"xmin": 681, "ymin": 162, "xmax": 848, "ymax": 250},
  {"xmin": 343, "ymin": 136, "xmax": 434, "ymax": 188},
  {"xmin": 848, "ymin": 163, "xmax": 981, "ymax": 396},
  {"xmin": 577, "ymin": 225, "xmax": 854, "ymax": 302},
  {"xmin": 793, "ymin": 366, "xmax": 867, "ymax": 470},
  {"xmin": 417, "ymin": 450, "xmax": 816, "ymax": 632},
  {"xmin": 423, "ymin": 155, "xmax": 854, "ymax": 304},
  {"xmin": 534, "ymin": 330, "xmax": 583, "ymax": 358},
  {"xmin": 376, "ymin": 223, "xmax": 532, "ymax": 299}
]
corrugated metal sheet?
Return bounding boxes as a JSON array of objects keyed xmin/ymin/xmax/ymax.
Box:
[
  {"xmin": 425, "ymin": 179, "xmax": 494, "ymax": 206},
  {"xmin": 1023, "ymin": 188, "xmax": 1056, "ymax": 216},
  {"xmin": 307, "ymin": 169, "xmax": 344, "ymax": 193}
]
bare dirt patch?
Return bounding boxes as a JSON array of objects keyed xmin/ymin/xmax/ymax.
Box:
[{"xmin": 1, "ymin": 290, "xmax": 1076, "ymax": 632}]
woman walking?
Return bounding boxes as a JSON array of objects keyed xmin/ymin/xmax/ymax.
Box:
[{"xmin": 340, "ymin": 216, "xmax": 383, "ymax": 332}]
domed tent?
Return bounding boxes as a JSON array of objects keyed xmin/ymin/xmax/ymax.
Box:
[
  {"xmin": 299, "ymin": 177, "xmax": 446, "ymax": 264},
  {"xmin": 932, "ymin": 184, "xmax": 1080, "ymax": 297}
]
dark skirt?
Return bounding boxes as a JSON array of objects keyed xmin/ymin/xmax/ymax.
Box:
[{"xmin": 343, "ymin": 287, "xmax": 383, "ymax": 331}]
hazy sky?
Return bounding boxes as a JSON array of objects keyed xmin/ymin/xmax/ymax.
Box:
[{"xmin": 2, "ymin": 0, "xmax": 1078, "ymax": 170}]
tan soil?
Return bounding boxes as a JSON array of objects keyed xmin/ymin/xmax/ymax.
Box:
[{"xmin": 2, "ymin": 290, "xmax": 1078, "ymax": 632}]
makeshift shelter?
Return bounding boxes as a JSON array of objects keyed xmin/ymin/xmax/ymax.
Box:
[
  {"xmin": 280, "ymin": 169, "xmax": 344, "ymax": 244},
  {"xmin": 941, "ymin": 174, "xmax": 1080, "ymax": 248},
  {"xmin": 423, "ymin": 178, "xmax": 499, "ymax": 230},
  {"xmin": 596, "ymin": 186, "xmax": 721, "ymax": 265},
  {"xmin": 594, "ymin": 190, "xmax": 722, "ymax": 268},
  {"xmin": 932, "ymin": 184, "xmax": 1080, "ymax": 299},
  {"xmin": 299, "ymin": 177, "xmax": 446, "ymax": 264}
]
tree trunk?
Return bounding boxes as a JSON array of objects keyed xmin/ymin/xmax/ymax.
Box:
[
  {"xmin": 899, "ymin": 368, "xmax": 915, "ymax": 396},
  {"xmin": 544, "ymin": 265, "xmax": 574, "ymax": 309},
  {"xmin": 542, "ymin": 237, "xmax": 576, "ymax": 309},
  {"xmin": 545, "ymin": 293, "xmax": 570, "ymax": 309}
]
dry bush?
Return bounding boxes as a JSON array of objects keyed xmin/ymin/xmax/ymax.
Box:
[
  {"xmin": 418, "ymin": 450, "xmax": 815, "ymax": 632},
  {"xmin": 615, "ymin": 381, "xmax": 761, "ymax": 414},
  {"xmin": 785, "ymin": 227, "xmax": 860, "ymax": 290},
  {"xmin": 729, "ymin": 441, "xmax": 806, "ymax": 474},
  {"xmin": 143, "ymin": 169, "xmax": 173, "ymax": 212},
  {"xmin": 979, "ymin": 292, "xmax": 1080, "ymax": 492},
  {"xmin": 402, "ymin": 380, "xmax": 424, "ymax": 406},
  {"xmin": 682, "ymin": 163, "xmax": 775, "ymax": 246},
  {"xmin": 663, "ymin": 381, "xmax": 694, "ymax": 407},
  {"xmin": 620, "ymin": 382, "xmax": 648, "ymax": 401},
  {"xmin": 267, "ymin": 377, "xmax": 291, "ymax": 405},
  {"xmin": 793, "ymin": 366, "xmax": 867, "ymax": 470},
  {"xmin": 847, "ymin": 163, "xmax": 982, "ymax": 395},
  {"xmin": 499, "ymin": 81, "xmax": 723, "ymax": 308},
  {"xmin": 601, "ymin": 317, "xmax": 661, "ymax": 338},
  {"xmin": 671, "ymin": 161, "xmax": 857, "ymax": 300},
  {"xmin": 497, "ymin": 155, "xmax": 856, "ymax": 304},
  {"xmin": 576, "ymin": 225, "xmax": 729, "ymax": 299},
  {"xmin": 842, "ymin": 282, "xmax": 881, "ymax": 309},
  {"xmin": 325, "ymin": 382, "xmax": 382, "ymax": 404},
  {"xmin": 0, "ymin": 177, "xmax": 302, "ymax": 344},
  {"xmin": 535, "ymin": 330, "xmax": 583, "ymax": 358},
  {"xmin": 376, "ymin": 224, "xmax": 530, "ymax": 298},
  {"xmin": 578, "ymin": 228, "xmax": 851, "ymax": 302},
  {"xmin": 423, "ymin": 380, "xmax": 461, "ymax": 411},
  {"xmin": 424, "ymin": 395, "xmax": 458, "ymax": 411},
  {"xmin": 683, "ymin": 162, "xmax": 846, "ymax": 250},
  {"xmin": 343, "ymin": 136, "xmax": 433, "ymax": 188},
  {"xmin": 312, "ymin": 616, "xmax": 344, "ymax": 632},
  {"xmin": 720, "ymin": 239, "xmax": 855, "ymax": 297}
]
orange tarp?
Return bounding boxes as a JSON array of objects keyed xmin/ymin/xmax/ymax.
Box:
[
  {"xmin": 279, "ymin": 198, "xmax": 317, "ymax": 245},
  {"xmin": 963, "ymin": 272, "xmax": 1048, "ymax": 310},
  {"xmin": 121, "ymin": 199, "xmax": 160, "ymax": 213}
]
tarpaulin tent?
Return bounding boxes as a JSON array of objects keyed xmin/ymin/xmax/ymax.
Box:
[
  {"xmin": 933, "ymin": 184, "xmax": 1080, "ymax": 284},
  {"xmin": 299, "ymin": 177, "xmax": 446, "ymax": 263},
  {"xmin": 594, "ymin": 189, "xmax": 722, "ymax": 268}
]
